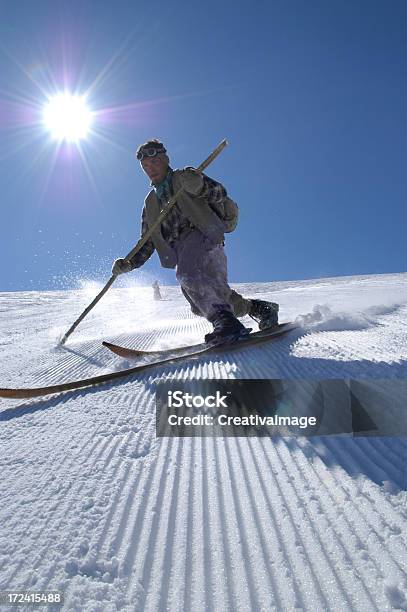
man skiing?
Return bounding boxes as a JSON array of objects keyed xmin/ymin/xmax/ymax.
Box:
[
  {"xmin": 112, "ymin": 139, "xmax": 279, "ymax": 345},
  {"xmin": 152, "ymin": 280, "xmax": 162, "ymax": 301}
]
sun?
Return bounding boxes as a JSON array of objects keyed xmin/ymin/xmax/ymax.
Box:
[{"xmin": 43, "ymin": 93, "xmax": 93, "ymax": 142}]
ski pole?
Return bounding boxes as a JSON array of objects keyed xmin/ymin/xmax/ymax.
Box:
[{"xmin": 60, "ymin": 139, "xmax": 229, "ymax": 345}]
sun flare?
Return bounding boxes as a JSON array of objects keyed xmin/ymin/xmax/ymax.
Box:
[{"xmin": 43, "ymin": 93, "xmax": 92, "ymax": 142}]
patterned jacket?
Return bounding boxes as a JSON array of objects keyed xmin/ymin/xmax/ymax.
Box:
[{"xmin": 129, "ymin": 168, "xmax": 233, "ymax": 269}]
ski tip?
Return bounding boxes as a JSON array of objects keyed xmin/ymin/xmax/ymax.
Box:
[
  {"xmin": 102, "ymin": 341, "xmax": 149, "ymax": 358},
  {"xmin": 0, "ymin": 389, "xmax": 14, "ymax": 398},
  {"xmin": 102, "ymin": 341, "xmax": 125, "ymax": 353},
  {"xmin": 0, "ymin": 388, "xmax": 33, "ymax": 399}
]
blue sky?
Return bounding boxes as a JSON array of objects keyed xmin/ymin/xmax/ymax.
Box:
[{"xmin": 0, "ymin": 0, "xmax": 406, "ymax": 291}]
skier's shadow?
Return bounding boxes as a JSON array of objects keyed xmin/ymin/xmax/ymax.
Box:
[{"xmin": 55, "ymin": 345, "xmax": 105, "ymax": 368}]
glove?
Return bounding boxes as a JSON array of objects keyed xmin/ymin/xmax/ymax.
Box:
[
  {"xmin": 179, "ymin": 169, "xmax": 204, "ymax": 196},
  {"xmin": 112, "ymin": 258, "xmax": 132, "ymax": 276}
]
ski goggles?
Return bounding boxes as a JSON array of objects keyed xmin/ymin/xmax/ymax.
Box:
[{"xmin": 137, "ymin": 146, "xmax": 166, "ymax": 161}]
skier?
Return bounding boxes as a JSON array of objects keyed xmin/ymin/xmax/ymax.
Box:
[
  {"xmin": 152, "ymin": 280, "xmax": 162, "ymax": 301},
  {"xmin": 112, "ymin": 139, "xmax": 279, "ymax": 345}
]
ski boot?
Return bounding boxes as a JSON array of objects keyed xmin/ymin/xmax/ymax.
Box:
[
  {"xmin": 249, "ymin": 300, "xmax": 279, "ymax": 331},
  {"xmin": 205, "ymin": 309, "xmax": 251, "ymax": 346}
]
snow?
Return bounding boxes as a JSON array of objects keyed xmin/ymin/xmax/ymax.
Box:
[{"xmin": 0, "ymin": 272, "xmax": 406, "ymax": 611}]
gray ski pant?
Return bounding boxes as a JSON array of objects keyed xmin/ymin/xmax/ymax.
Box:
[{"xmin": 173, "ymin": 229, "xmax": 251, "ymax": 320}]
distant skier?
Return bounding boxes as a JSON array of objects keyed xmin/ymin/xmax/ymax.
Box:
[
  {"xmin": 152, "ymin": 280, "xmax": 162, "ymax": 301},
  {"xmin": 112, "ymin": 139, "xmax": 279, "ymax": 345}
]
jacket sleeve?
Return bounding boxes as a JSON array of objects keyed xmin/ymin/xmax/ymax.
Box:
[{"xmin": 128, "ymin": 207, "xmax": 156, "ymax": 269}]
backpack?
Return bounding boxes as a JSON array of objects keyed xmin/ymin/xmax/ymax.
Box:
[
  {"xmin": 223, "ymin": 196, "xmax": 239, "ymax": 232},
  {"xmin": 184, "ymin": 168, "xmax": 239, "ymax": 233}
]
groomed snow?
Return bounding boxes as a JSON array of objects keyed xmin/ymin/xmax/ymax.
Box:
[{"xmin": 0, "ymin": 272, "xmax": 406, "ymax": 611}]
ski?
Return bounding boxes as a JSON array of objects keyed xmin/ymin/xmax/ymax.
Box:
[
  {"xmin": 102, "ymin": 322, "xmax": 295, "ymax": 359},
  {"xmin": 0, "ymin": 323, "xmax": 297, "ymax": 400}
]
